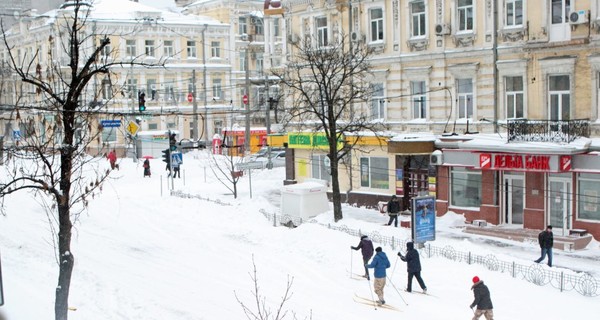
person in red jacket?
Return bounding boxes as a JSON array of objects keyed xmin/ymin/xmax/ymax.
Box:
[{"xmin": 107, "ymin": 149, "xmax": 117, "ymax": 170}]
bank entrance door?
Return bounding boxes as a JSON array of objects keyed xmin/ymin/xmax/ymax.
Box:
[
  {"xmin": 548, "ymin": 176, "xmax": 572, "ymax": 235},
  {"xmin": 503, "ymin": 173, "xmax": 524, "ymax": 225}
]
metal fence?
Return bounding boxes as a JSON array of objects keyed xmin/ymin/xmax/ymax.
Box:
[{"xmin": 171, "ymin": 191, "xmax": 599, "ymax": 297}]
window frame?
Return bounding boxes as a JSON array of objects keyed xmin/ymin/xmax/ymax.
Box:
[
  {"xmin": 126, "ymin": 40, "xmax": 136, "ymax": 57},
  {"xmin": 239, "ymin": 17, "xmax": 248, "ymax": 35},
  {"xmin": 411, "ymin": 80, "xmax": 427, "ymax": 119},
  {"xmin": 311, "ymin": 154, "xmax": 331, "ymax": 182},
  {"xmin": 369, "ymin": 7, "xmax": 385, "ymax": 42},
  {"xmin": 410, "ymin": 1, "xmax": 427, "ymax": 38},
  {"xmin": 360, "ymin": 156, "xmax": 389, "ymax": 190},
  {"xmin": 457, "ymin": 78, "xmax": 474, "ymax": 119},
  {"xmin": 548, "ymin": 74, "xmax": 571, "ymax": 121},
  {"xmin": 505, "ymin": 0, "xmax": 524, "ymax": 28},
  {"xmin": 212, "ymin": 79, "xmax": 222, "ymax": 99},
  {"xmin": 505, "ymin": 76, "xmax": 524, "ymax": 119},
  {"xmin": 211, "ymin": 41, "xmax": 221, "ymax": 58},
  {"xmin": 315, "ymin": 16, "xmax": 329, "ymax": 47},
  {"xmin": 450, "ymin": 167, "xmax": 482, "ymax": 208},
  {"xmin": 144, "ymin": 40, "xmax": 155, "ymax": 57},
  {"xmin": 187, "ymin": 40, "xmax": 197, "ymax": 59},
  {"xmin": 163, "ymin": 40, "xmax": 174, "ymax": 57},
  {"xmin": 577, "ymin": 173, "xmax": 600, "ymax": 222},
  {"xmin": 370, "ymin": 83, "xmax": 385, "ymax": 120},
  {"xmin": 457, "ymin": 0, "xmax": 474, "ymax": 32}
]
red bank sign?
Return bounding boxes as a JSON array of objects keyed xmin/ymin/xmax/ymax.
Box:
[{"xmin": 479, "ymin": 153, "xmax": 571, "ymax": 172}]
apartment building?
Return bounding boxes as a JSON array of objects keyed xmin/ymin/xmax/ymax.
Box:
[
  {"xmin": 283, "ymin": 0, "xmax": 600, "ymax": 241},
  {"xmin": 0, "ymin": 0, "xmax": 232, "ymax": 156}
]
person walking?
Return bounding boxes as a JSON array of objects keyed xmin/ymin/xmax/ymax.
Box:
[
  {"xmin": 386, "ymin": 195, "xmax": 401, "ymax": 227},
  {"xmin": 398, "ymin": 241, "xmax": 427, "ymax": 293},
  {"xmin": 470, "ymin": 276, "xmax": 494, "ymax": 320},
  {"xmin": 351, "ymin": 235, "xmax": 374, "ymax": 280},
  {"xmin": 366, "ymin": 247, "xmax": 391, "ymax": 305},
  {"xmin": 173, "ymin": 162, "xmax": 181, "ymax": 178},
  {"xmin": 534, "ymin": 225, "xmax": 554, "ymax": 267},
  {"xmin": 107, "ymin": 149, "xmax": 117, "ymax": 170},
  {"xmin": 143, "ymin": 159, "xmax": 151, "ymax": 177}
]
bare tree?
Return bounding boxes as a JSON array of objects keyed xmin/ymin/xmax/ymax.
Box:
[
  {"xmin": 273, "ymin": 34, "xmax": 386, "ymax": 222},
  {"xmin": 234, "ymin": 255, "xmax": 312, "ymax": 320},
  {"xmin": 209, "ymin": 133, "xmax": 246, "ymax": 198},
  {"xmin": 0, "ymin": 2, "xmax": 164, "ymax": 319}
]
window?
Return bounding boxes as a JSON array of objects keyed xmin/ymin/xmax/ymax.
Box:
[
  {"xmin": 370, "ymin": 8, "xmax": 384, "ymax": 42},
  {"xmin": 164, "ymin": 40, "xmax": 174, "ymax": 57},
  {"xmin": 239, "ymin": 17, "xmax": 248, "ymax": 35},
  {"xmin": 457, "ymin": 78, "xmax": 473, "ymax": 118},
  {"xmin": 212, "ymin": 79, "xmax": 222, "ymax": 99},
  {"xmin": 126, "ymin": 79, "xmax": 138, "ymax": 98},
  {"xmin": 316, "ymin": 17, "xmax": 328, "ymax": 47},
  {"xmin": 450, "ymin": 167, "xmax": 481, "ymax": 207},
  {"xmin": 100, "ymin": 44, "xmax": 111, "ymax": 60},
  {"xmin": 145, "ymin": 40, "xmax": 155, "ymax": 57},
  {"xmin": 254, "ymin": 17, "xmax": 264, "ymax": 35},
  {"xmin": 505, "ymin": 76, "xmax": 524, "ymax": 118},
  {"xmin": 148, "ymin": 123, "xmax": 158, "ymax": 130},
  {"xmin": 578, "ymin": 174, "xmax": 600, "ymax": 221},
  {"xmin": 240, "ymin": 51, "xmax": 247, "ymax": 71},
  {"xmin": 214, "ymin": 120, "xmax": 223, "ymax": 135},
  {"xmin": 187, "ymin": 41, "xmax": 197, "ymax": 58},
  {"xmin": 505, "ymin": 0, "xmax": 523, "ymax": 27},
  {"xmin": 411, "ymin": 81, "xmax": 427, "ymax": 119},
  {"xmin": 360, "ymin": 157, "xmax": 389, "ymax": 189},
  {"xmin": 102, "ymin": 127, "xmax": 117, "ymax": 143},
  {"xmin": 256, "ymin": 54, "xmax": 264, "ymax": 75},
  {"xmin": 101, "ymin": 78, "xmax": 112, "ymax": 100},
  {"xmin": 370, "ymin": 83, "xmax": 385, "ymax": 119},
  {"xmin": 167, "ymin": 122, "xmax": 176, "ymax": 129},
  {"xmin": 410, "ymin": 1, "xmax": 426, "ymax": 37},
  {"xmin": 273, "ymin": 18, "xmax": 280, "ymax": 37},
  {"xmin": 457, "ymin": 0, "xmax": 474, "ymax": 32},
  {"xmin": 311, "ymin": 154, "xmax": 331, "ymax": 182},
  {"xmin": 549, "ymin": 75, "xmax": 570, "ymax": 120},
  {"xmin": 126, "ymin": 40, "xmax": 136, "ymax": 57},
  {"xmin": 147, "ymin": 79, "xmax": 157, "ymax": 100},
  {"xmin": 211, "ymin": 41, "xmax": 220, "ymax": 58}
]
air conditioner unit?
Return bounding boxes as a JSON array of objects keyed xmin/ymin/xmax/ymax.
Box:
[
  {"xmin": 435, "ymin": 23, "xmax": 451, "ymax": 35},
  {"xmin": 240, "ymin": 33, "xmax": 249, "ymax": 41},
  {"xmin": 430, "ymin": 150, "xmax": 443, "ymax": 165},
  {"xmin": 350, "ymin": 31, "xmax": 363, "ymax": 43},
  {"xmin": 569, "ymin": 10, "xmax": 588, "ymax": 25}
]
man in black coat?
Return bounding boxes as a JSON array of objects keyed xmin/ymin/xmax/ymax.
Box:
[
  {"xmin": 386, "ymin": 195, "xmax": 401, "ymax": 227},
  {"xmin": 470, "ymin": 276, "xmax": 494, "ymax": 320},
  {"xmin": 535, "ymin": 225, "xmax": 554, "ymax": 267},
  {"xmin": 351, "ymin": 235, "xmax": 374, "ymax": 280},
  {"xmin": 398, "ymin": 241, "xmax": 427, "ymax": 293}
]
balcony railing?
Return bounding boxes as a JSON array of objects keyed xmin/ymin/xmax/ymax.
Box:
[{"xmin": 507, "ymin": 119, "xmax": 590, "ymax": 143}]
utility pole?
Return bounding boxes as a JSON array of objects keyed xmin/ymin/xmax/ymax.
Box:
[
  {"xmin": 244, "ymin": 44, "xmax": 251, "ymax": 155},
  {"xmin": 202, "ymin": 24, "xmax": 209, "ymax": 144},
  {"xmin": 192, "ymin": 69, "xmax": 198, "ymax": 140},
  {"xmin": 265, "ymin": 74, "xmax": 272, "ymax": 169}
]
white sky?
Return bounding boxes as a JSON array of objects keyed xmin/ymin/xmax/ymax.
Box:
[{"xmin": 0, "ymin": 151, "xmax": 598, "ymax": 319}]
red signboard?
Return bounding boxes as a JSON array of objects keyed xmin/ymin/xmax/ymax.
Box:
[
  {"xmin": 187, "ymin": 93, "xmax": 193, "ymax": 102},
  {"xmin": 480, "ymin": 153, "xmax": 492, "ymax": 169},
  {"xmin": 243, "ymin": 95, "xmax": 249, "ymax": 104},
  {"xmin": 560, "ymin": 155, "xmax": 572, "ymax": 171}
]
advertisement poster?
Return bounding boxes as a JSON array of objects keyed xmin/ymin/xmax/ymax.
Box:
[
  {"xmin": 412, "ymin": 196, "xmax": 436, "ymax": 243},
  {"xmin": 396, "ymin": 169, "xmax": 404, "ymax": 195}
]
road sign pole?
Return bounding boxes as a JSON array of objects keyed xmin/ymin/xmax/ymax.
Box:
[{"xmin": 249, "ymin": 168, "xmax": 252, "ymax": 199}]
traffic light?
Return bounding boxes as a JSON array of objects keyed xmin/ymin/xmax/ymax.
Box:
[
  {"xmin": 169, "ymin": 133, "xmax": 177, "ymax": 151},
  {"xmin": 161, "ymin": 148, "xmax": 170, "ymax": 165},
  {"xmin": 138, "ymin": 92, "xmax": 146, "ymax": 112}
]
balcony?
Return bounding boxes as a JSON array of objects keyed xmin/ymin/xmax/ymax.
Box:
[{"xmin": 507, "ymin": 119, "xmax": 590, "ymax": 143}]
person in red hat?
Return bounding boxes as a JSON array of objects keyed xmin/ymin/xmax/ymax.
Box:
[{"xmin": 470, "ymin": 276, "xmax": 494, "ymax": 320}]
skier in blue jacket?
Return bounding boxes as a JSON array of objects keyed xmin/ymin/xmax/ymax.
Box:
[{"xmin": 366, "ymin": 247, "xmax": 391, "ymax": 305}]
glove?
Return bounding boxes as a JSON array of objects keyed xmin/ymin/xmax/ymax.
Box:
[
  {"xmin": 397, "ymin": 252, "xmax": 404, "ymax": 257},
  {"xmin": 351, "ymin": 246, "xmax": 356, "ymax": 250}
]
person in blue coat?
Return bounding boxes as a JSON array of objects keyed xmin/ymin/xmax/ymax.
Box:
[
  {"xmin": 366, "ymin": 247, "xmax": 391, "ymax": 305},
  {"xmin": 398, "ymin": 241, "xmax": 427, "ymax": 293}
]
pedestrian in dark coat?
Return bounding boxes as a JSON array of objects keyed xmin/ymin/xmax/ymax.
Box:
[
  {"xmin": 470, "ymin": 276, "xmax": 494, "ymax": 320},
  {"xmin": 143, "ymin": 159, "xmax": 151, "ymax": 177},
  {"xmin": 398, "ymin": 241, "xmax": 427, "ymax": 293},
  {"xmin": 386, "ymin": 195, "xmax": 401, "ymax": 227},
  {"xmin": 534, "ymin": 225, "xmax": 554, "ymax": 267},
  {"xmin": 366, "ymin": 247, "xmax": 391, "ymax": 305},
  {"xmin": 351, "ymin": 235, "xmax": 374, "ymax": 279}
]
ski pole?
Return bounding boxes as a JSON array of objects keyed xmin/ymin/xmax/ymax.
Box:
[
  {"xmin": 389, "ymin": 255, "xmax": 399, "ymax": 282},
  {"xmin": 350, "ymin": 247, "xmax": 353, "ymax": 279},
  {"xmin": 386, "ymin": 275, "xmax": 408, "ymax": 306},
  {"xmin": 366, "ymin": 274, "xmax": 377, "ymax": 310}
]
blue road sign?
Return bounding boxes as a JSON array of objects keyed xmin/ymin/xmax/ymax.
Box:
[
  {"xmin": 100, "ymin": 120, "xmax": 121, "ymax": 128},
  {"xmin": 12, "ymin": 129, "xmax": 21, "ymax": 141},
  {"xmin": 171, "ymin": 152, "xmax": 183, "ymax": 166}
]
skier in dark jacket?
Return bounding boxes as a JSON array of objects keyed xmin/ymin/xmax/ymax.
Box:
[
  {"xmin": 386, "ymin": 195, "xmax": 401, "ymax": 227},
  {"xmin": 366, "ymin": 247, "xmax": 391, "ymax": 305},
  {"xmin": 534, "ymin": 225, "xmax": 554, "ymax": 267},
  {"xmin": 398, "ymin": 241, "xmax": 427, "ymax": 293},
  {"xmin": 470, "ymin": 276, "xmax": 494, "ymax": 320},
  {"xmin": 351, "ymin": 235, "xmax": 374, "ymax": 279}
]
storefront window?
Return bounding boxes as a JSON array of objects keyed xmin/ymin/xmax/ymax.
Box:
[
  {"xmin": 451, "ymin": 167, "xmax": 481, "ymax": 207},
  {"xmin": 360, "ymin": 157, "xmax": 389, "ymax": 189},
  {"xmin": 578, "ymin": 174, "xmax": 600, "ymax": 221}
]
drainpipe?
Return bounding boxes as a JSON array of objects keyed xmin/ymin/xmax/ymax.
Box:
[{"xmin": 492, "ymin": 0, "xmax": 499, "ymax": 133}]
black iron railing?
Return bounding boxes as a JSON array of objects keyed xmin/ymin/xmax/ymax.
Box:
[{"xmin": 507, "ymin": 119, "xmax": 590, "ymax": 143}]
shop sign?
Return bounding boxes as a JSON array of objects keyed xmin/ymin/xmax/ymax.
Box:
[
  {"xmin": 288, "ymin": 132, "xmax": 344, "ymax": 150},
  {"xmin": 480, "ymin": 153, "xmax": 553, "ymax": 171},
  {"xmin": 560, "ymin": 155, "xmax": 572, "ymax": 171}
]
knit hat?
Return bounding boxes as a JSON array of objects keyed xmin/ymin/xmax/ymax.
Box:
[
  {"xmin": 361, "ymin": 235, "xmax": 368, "ymax": 240},
  {"xmin": 375, "ymin": 247, "xmax": 382, "ymax": 252},
  {"xmin": 472, "ymin": 276, "xmax": 480, "ymax": 284}
]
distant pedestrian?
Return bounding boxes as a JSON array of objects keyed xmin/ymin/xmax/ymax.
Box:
[
  {"xmin": 398, "ymin": 241, "xmax": 427, "ymax": 293},
  {"xmin": 470, "ymin": 276, "xmax": 494, "ymax": 320},
  {"xmin": 535, "ymin": 225, "xmax": 554, "ymax": 267},
  {"xmin": 107, "ymin": 149, "xmax": 117, "ymax": 170},
  {"xmin": 351, "ymin": 235, "xmax": 374, "ymax": 279},
  {"xmin": 386, "ymin": 195, "xmax": 401, "ymax": 227},
  {"xmin": 366, "ymin": 247, "xmax": 391, "ymax": 305},
  {"xmin": 173, "ymin": 163, "xmax": 181, "ymax": 178},
  {"xmin": 143, "ymin": 159, "xmax": 151, "ymax": 177}
]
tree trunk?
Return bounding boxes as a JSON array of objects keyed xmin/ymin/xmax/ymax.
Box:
[
  {"xmin": 330, "ymin": 151, "xmax": 343, "ymax": 222},
  {"xmin": 55, "ymin": 203, "xmax": 74, "ymax": 320}
]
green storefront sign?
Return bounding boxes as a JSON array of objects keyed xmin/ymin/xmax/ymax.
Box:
[{"xmin": 288, "ymin": 132, "xmax": 344, "ymax": 150}]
